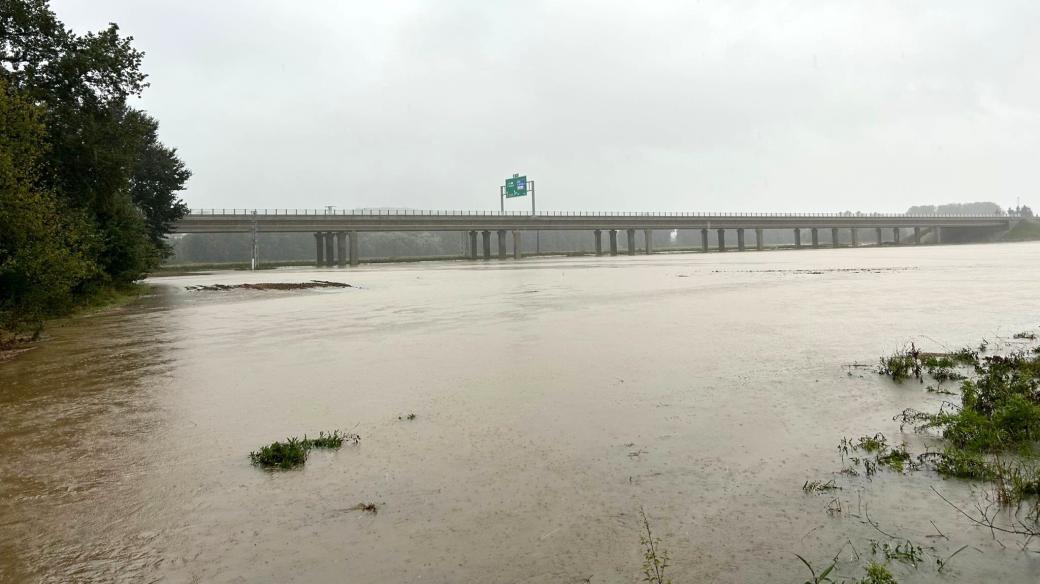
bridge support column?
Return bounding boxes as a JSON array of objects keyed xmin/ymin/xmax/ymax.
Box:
[
  {"xmin": 609, "ymin": 230, "xmax": 619, "ymax": 255},
  {"xmin": 794, "ymin": 228, "xmax": 801, "ymax": 248},
  {"xmin": 626, "ymin": 229, "xmax": 636, "ymax": 255},
  {"xmin": 737, "ymin": 228, "xmax": 745, "ymax": 251},
  {"xmin": 314, "ymin": 232, "xmax": 325, "ymax": 266},
  {"xmin": 831, "ymin": 227, "xmax": 839, "ymax": 248},
  {"xmin": 644, "ymin": 229, "xmax": 653, "ymax": 254},
  {"xmin": 850, "ymin": 228, "xmax": 858, "ymax": 247},
  {"xmin": 497, "ymin": 230, "xmax": 507, "ymax": 258},
  {"xmin": 594, "ymin": 230, "xmax": 603, "ymax": 255},
  {"xmin": 935, "ymin": 226, "xmax": 943, "ymax": 244},
  {"xmin": 468, "ymin": 230, "xmax": 478, "ymax": 259},
  {"xmin": 348, "ymin": 231, "xmax": 359, "ymax": 266},
  {"xmin": 755, "ymin": 228, "xmax": 764, "ymax": 250},
  {"xmin": 893, "ymin": 228, "xmax": 901, "ymax": 245},
  {"xmin": 701, "ymin": 229, "xmax": 709, "ymax": 252},
  {"xmin": 512, "ymin": 230, "xmax": 522, "ymax": 259},
  {"xmin": 336, "ymin": 231, "xmax": 347, "ymax": 267},
  {"xmin": 876, "ymin": 227, "xmax": 883, "ymax": 246},
  {"xmin": 324, "ymin": 231, "xmax": 335, "ymax": 266},
  {"xmin": 481, "ymin": 230, "xmax": 491, "ymax": 260},
  {"xmin": 811, "ymin": 228, "xmax": 819, "ymax": 248},
  {"xmin": 717, "ymin": 229, "xmax": 726, "ymax": 251},
  {"xmin": 913, "ymin": 227, "xmax": 921, "ymax": 245}
]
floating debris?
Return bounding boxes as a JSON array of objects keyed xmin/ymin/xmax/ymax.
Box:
[{"xmin": 186, "ymin": 280, "xmax": 353, "ymax": 292}]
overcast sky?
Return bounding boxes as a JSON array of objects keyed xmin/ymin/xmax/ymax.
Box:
[{"xmin": 55, "ymin": 0, "xmax": 1039, "ymax": 213}]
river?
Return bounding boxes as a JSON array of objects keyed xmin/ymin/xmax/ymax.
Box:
[{"xmin": 2, "ymin": 242, "xmax": 1039, "ymax": 583}]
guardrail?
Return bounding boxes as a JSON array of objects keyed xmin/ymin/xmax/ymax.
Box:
[{"xmin": 186, "ymin": 209, "xmax": 1009, "ymax": 218}]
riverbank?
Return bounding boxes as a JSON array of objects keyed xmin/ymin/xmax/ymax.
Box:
[{"xmin": 0, "ymin": 283, "xmax": 151, "ymax": 363}]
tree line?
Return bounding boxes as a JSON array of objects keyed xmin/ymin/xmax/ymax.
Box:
[{"xmin": 1, "ymin": 0, "xmax": 189, "ymax": 330}]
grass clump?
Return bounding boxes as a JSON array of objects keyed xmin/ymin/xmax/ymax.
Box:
[
  {"xmin": 249, "ymin": 437, "xmax": 308, "ymax": 469},
  {"xmin": 878, "ymin": 344, "xmax": 980, "ymax": 384},
  {"xmin": 249, "ymin": 430, "xmax": 359, "ymax": 469},
  {"xmin": 860, "ymin": 562, "xmax": 897, "ymax": 584},
  {"xmin": 878, "ymin": 344, "xmax": 922, "ymax": 382}
]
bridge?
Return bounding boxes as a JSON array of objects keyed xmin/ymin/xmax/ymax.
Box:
[{"xmin": 173, "ymin": 209, "xmax": 1013, "ymax": 267}]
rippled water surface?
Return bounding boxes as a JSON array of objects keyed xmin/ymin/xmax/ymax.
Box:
[{"xmin": 3, "ymin": 243, "xmax": 1040, "ymax": 583}]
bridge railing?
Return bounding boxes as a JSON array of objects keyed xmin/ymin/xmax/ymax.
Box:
[{"xmin": 186, "ymin": 208, "xmax": 1009, "ymax": 219}]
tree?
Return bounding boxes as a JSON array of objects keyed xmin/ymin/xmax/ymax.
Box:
[
  {"xmin": 126, "ymin": 109, "xmax": 190, "ymax": 255},
  {"xmin": 0, "ymin": 78, "xmax": 98, "ymax": 328},
  {"xmin": 1, "ymin": 0, "xmax": 189, "ymax": 326}
]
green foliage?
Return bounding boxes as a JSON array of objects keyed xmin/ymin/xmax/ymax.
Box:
[
  {"xmin": 860, "ymin": 562, "xmax": 897, "ymax": 584},
  {"xmin": 839, "ymin": 434, "xmax": 919, "ymax": 475},
  {"xmin": 933, "ymin": 448, "xmax": 994, "ymax": 479},
  {"xmin": 249, "ymin": 431, "xmax": 358, "ymax": 470},
  {"xmin": 0, "ymin": 0, "xmax": 189, "ymax": 329},
  {"xmin": 639, "ymin": 508, "xmax": 671, "ymax": 584},
  {"xmin": 878, "ymin": 345, "xmax": 979, "ymax": 384},
  {"xmin": 1002, "ymin": 219, "xmax": 1040, "ymax": 242},
  {"xmin": 249, "ymin": 437, "xmax": 309, "ymax": 470},
  {"xmin": 794, "ymin": 554, "xmax": 836, "ymax": 584},
  {"xmin": 0, "ymin": 78, "xmax": 99, "ymax": 328},
  {"xmin": 301, "ymin": 430, "xmax": 357, "ymax": 449}
]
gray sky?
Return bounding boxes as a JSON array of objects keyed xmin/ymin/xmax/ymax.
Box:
[{"xmin": 56, "ymin": 0, "xmax": 1039, "ymax": 212}]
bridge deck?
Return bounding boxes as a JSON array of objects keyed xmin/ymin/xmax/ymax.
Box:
[{"xmin": 173, "ymin": 209, "xmax": 1011, "ymax": 234}]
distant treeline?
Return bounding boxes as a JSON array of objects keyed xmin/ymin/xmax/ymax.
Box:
[
  {"xmin": 906, "ymin": 202, "xmax": 1006, "ymax": 216},
  {"xmin": 1, "ymin": 1, "xmax": 189, "ymax": 330}
]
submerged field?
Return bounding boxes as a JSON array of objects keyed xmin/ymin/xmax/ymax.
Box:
[{"xmin": 1, "ymin": 242, "xmax": 1039, "ymax": 583}]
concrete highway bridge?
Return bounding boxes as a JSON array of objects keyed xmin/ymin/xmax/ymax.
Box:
[{"xmin": 172, "ymin": 209, "xmax": 1014, "ymax": 267}]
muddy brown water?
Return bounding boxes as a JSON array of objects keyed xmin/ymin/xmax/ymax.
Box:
[{"xmin": 2, "ymin": 243, "xmax": 1040, "ymax": 583}]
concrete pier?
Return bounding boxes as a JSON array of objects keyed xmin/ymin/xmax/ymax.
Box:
[
  {"xmin": 468, "ymin": 230, "xmax": 478, "ymax": 259},
  {"xmin": 913, "ymin": 226, "xmax": 921, "ymax": 245},
  {"xmin": 314, "ymin": 232, "xmax": 325, "ymax": 266},
  {"xmin": 497, "ymin": 230, "xmax": 507, "ymax": 258},
  {"xmin": 876, "ymin": 227, "xmax": 883, "ymax": 246},
  {"xmin": 348, "ymin": 231, "xmax": 359, "ymax": 266},
  {"xmin": 336, "ymin": 231, "xmax": 347, "ymax": 267},
  {"xmin": 512, "ymin": 230, "xmax": 522, "ymax": 259},
  {"xmin": 935, "ymin": 226, "xmax": 943, "ymax": 244},
  {"xmin": 481, "ymin": 230, "xmax": 491, "ymax": 259},
  {"xmin": 324, "ymin": 231, "xmax": 334, "ymax": 266},
  {"xmin": 811, "ymin": 228, "xmax": 819, "ymax": 248},
  {"xmin": 893, "ymin": 227, "xmax": 901, "ymax": 245},
  {"xmin": 701, "ymin": 229, "xmax": 709, "ymax": 252},
  {"xmin": 831, "ymin": 227, "xmax": 839, "ymax": 248},
  {"xmin": 609, "ymin": 230, "xmax": 619, "ymax": 255},
  {"xmin": 850, "ymin": 228, "xmax": 858, "ymax": 247},
  {"xmin": 737, "ymin": 228, "xmax": 745, "ymax": 251},
  {"xmin": 794, "ymin": 228, "xmax": 801, "ymax": 248},
  {"xmin": 594, "ymin": 230, "xmax": 603, "ymax": 255},
  {"xmin": 626, "ymin": 229, "xmax": 636, "ymax": 255},
  {"xmin": 717, "ymin": 228, "xmax": 726, "ymax": 251},
  {"xmin": 644, "ymin": 229, "xmax": 653, "ymax": 254},
  {"xmin": 755, "ymin": 228, "xmax": 764, "ymax": 251}
]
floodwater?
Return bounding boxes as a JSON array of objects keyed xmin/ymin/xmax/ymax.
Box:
[{"xmin": 2, "ymin": 243, "xmax": 1040, "ymax": 583}]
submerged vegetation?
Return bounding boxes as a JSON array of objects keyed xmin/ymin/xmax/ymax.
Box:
[
  {"xmin": 249, "ymin": 431, "xmax": 360, "ymax": 469},
  {"xmin": 639, "ymin": 508, "xmax": 671, "ymax": 584},
  {"xmin": 851, "ymin": 336, "xmax": 1040, "ymax": 540}
]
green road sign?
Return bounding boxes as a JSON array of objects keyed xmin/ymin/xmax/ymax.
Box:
[{"xmin": 505, "ymin": 175, "xmax": 528, "ymax": 198}]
